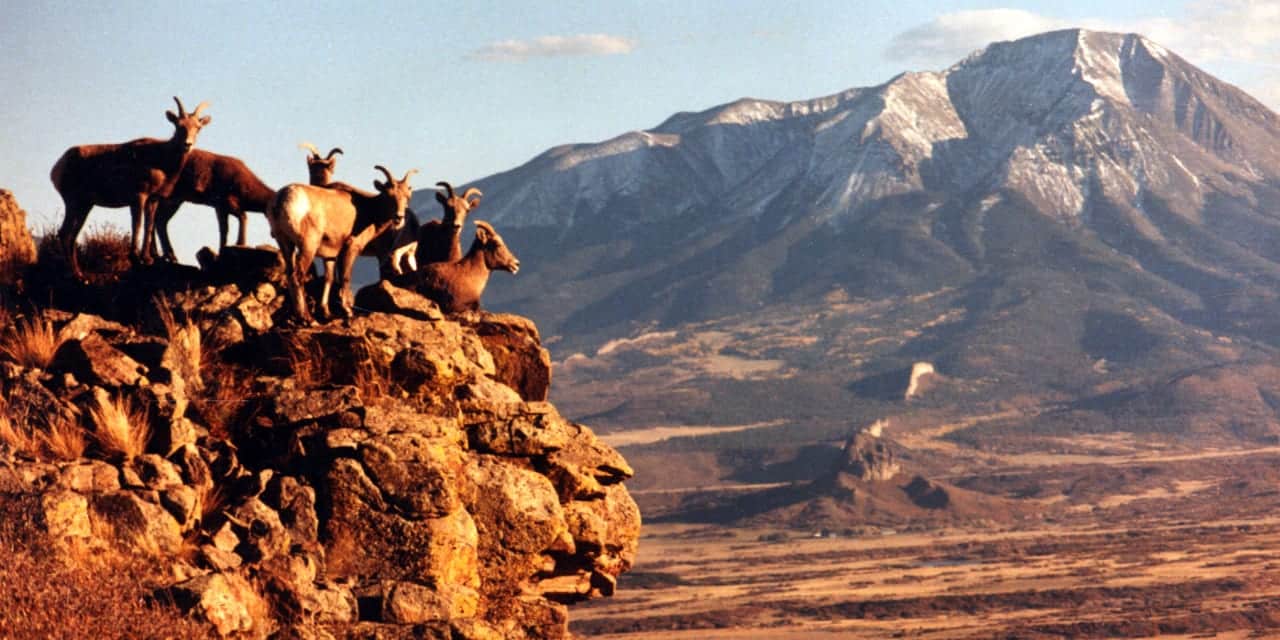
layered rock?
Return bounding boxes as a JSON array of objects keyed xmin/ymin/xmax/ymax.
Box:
[{"xmin": 0, "ymin": 247, "xmax": 639, "ymax": 638}]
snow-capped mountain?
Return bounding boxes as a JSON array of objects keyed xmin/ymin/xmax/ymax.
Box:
[{"xmin": 415, "ymin": 29, "xmax": 1280, "ymax": 363}]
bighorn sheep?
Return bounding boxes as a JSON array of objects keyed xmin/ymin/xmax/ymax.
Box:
[
  {"xmin": 300, "ymin": 143, "xmax": 344, "ymax": 186},
  {"xmin": 267, "ymin": 166, "xmax": 417, "ymax": 323},
  {"xmin": 149, "ymin": 150, "xmax": 275, "ymax": 261},
  {"xmin": 396, "ymin": 220, "xmax": 519, "ymax": 313},
  {"xmin": 415, "ymin": 181, "xmax": 481, "ymax": 266},
  {"xmin": 51, "ymin": 97, "xmax": 211, "ymax": 278},
  {"xmin": 300, "ymin": 143, "xmax": 419, "ymax": 277}
]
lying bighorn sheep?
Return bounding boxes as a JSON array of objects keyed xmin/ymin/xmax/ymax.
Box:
[
  {"xmin": 267, "ymin": 165, "xmax": 417, "ymax": 323},
  {"xmin": 149, "ymin": 150, "xmax": 275, "ymax": 261},
  {"xmin": 415, "ymin": 181, "xmax": 481, "ymax": 265},
  {"xmin": 396, "ymin": 220, "xmax": 519, "ymax": 313},
  {"xmin": 300, "ymin": 143, "xmax": 419, "ymax": 276},
  {"xmin": 51, "ymin": 97, "xmax": 211, "ymax": 277}
]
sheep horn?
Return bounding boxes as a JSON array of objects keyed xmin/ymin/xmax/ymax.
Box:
[
  {"xmin": 172, "ymin": 96, "xmax": 187, "ymax": 117},
  {"xmin": 462, "ymin": 188, "xmax": 483, "ymax": 202},
  {"xmin": 474, "ymin": 221, "xmax": 495, "ymax": 235},
  {"xmin": 326, "ymin": 147, "xmax": 344, "ymax": 160},
  {"xmin": 192, "ymin": 101, "xmax": 210, "ymax": 117},
  {"xmin": 401, "ymin": 169, "xmax": 419, "ymax": 183},
  {"xmin": 299, "ymin": 142, "xmax": 321, "ymax": 158},
  {"xmin": 436, "ymin": 181, "xmax": 455, "ymax": 197},
  {"xmin": 374, "ymin": 165, "xmax": 394, "ymax": 183}
]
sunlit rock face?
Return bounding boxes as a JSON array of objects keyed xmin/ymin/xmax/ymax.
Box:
[{"xmin": 0, "ymin": 244, "xmax": 638, "ymax": 639}]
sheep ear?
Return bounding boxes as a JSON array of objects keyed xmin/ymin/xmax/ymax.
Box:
[
  {"xmin": 374, "ymin": 179, "xmax": 388, "ymax": 191},
  {"xmin": 474, "ymin": 224, "xmax": 491, "ymax": 243},
  {"xmin": 166, "ymin": 110, "xmax": 179, "ymax": 124},
  {"xmin": 199, "ymin": 115, "xmax": 212, "ymax": 126},
  {"xmin": 436, "ymin": 191, "xmax": 448, "ymax": 205}
]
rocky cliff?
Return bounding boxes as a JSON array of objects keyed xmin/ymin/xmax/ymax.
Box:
[{"xmin": 0, "ymin": 197, "xmax": 639, "ymax": 638}]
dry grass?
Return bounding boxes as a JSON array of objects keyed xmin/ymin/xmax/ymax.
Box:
[
  {"xmin": 41, "ymin": 411, "xmax": 88, "ymax": 462},
  {"xmin": 0, "ymin": 409, "xmax": 40, "ymax": 459},
  {"xmin": 87, "ymin": 393, "xmax": 151, "ymax": 461},
  {"xmin": 0, "ymin": 398, "xmax": 86, "ymax": 462},
  {"xmin": 0, "ymin": 494, "xmax": 209, "ymax": 639},
  {"xmin": 191, "ymin": 351, "xmax": 254, "ymax": 442},
  {"xmin": 0, "ymin": 315, "xmax": 63, "ymax": 369},
  {"xmin": 77, "ymin": 224, "xmax": 133, "ymax": 276}
]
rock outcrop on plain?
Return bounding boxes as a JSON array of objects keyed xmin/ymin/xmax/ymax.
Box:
[{"xmin": 0, "ymin": 222, "xmax": 638, "ymax": 638}]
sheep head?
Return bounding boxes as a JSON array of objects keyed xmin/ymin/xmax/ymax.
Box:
[
  {"xmin": 164, "ymin": 97, "xmax": 211, "ymax": 150},
  {"xmin": 474, "ymin": 221, "xmax": 520, "ymax": 275},
  {"xmin": 374, "ymin": 165, "xmax": 418, "ymax": 229},
  {"xmin": 434, "ymin": 181, "xmax": 481, "ymax": 228},
  {"xmin": 301, "ymin": 142, "xmax": 343, "ymax": 185}
]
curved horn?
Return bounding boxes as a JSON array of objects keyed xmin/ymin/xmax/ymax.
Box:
[
  {"xmin": 299, "ymin": 142, "xmax": 321, "ymax": 158},
  {"xmin": 401, "ymin": 169, "xmax": 419, "ymax": 183},
  {"xmin": 172, "ymin": 96, "xmax": 187, "ymax": 117},
  {"xmin": 461, "ymin": 187, "xmax": 483, "ymax": 202},
  {"xmin": 474, "ymin": 220, "xmax": 495, "ymax": 236},
  {"xmin": 326, "ymin": 147, "xmax": 344, "ymax": 160},
  {"xmin": 435, "ymin": 181, "xmax": 455, "ymax": 197},
  {"xmin": 374, "ymin": 165, "xmax": 394, "ymax": 183},
  {"xmin": 191, "ymin": 101, "xmax": 210, "ymax": 117}
]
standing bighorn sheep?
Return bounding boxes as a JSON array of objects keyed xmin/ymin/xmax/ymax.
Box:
[
  {"xmin": 300, "ymin": 143, "xmax": 420, "ymax": 277},
  {"xmin": 415, "ymin": 181, "xmax": 481, "ymax": 266},
  {"xmin": 300, "ymin": 143, "xmax": 344, "ymax": 186},
  {"xmin": 267, "ymin": 166, "xmax": 417, "ymax": 323},
  {"xmin": 149, "ymin": 150, "xmax": 275, "ymax": 261},
  {"xmin": 51, "ymin": 97, "xmax": 211, "ymax": 278},
  {"xmin": 396, "ymin": 220, "xmax": 520, "ymax": 313}
]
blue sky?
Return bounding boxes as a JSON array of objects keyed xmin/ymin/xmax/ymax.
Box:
[{"xmin": 4, "ymin": 1, "xmax": 1279, "ymax": 261}]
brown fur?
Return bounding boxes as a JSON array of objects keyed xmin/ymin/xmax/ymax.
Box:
[
  {"xmin": 267, "ymin": 166, "xmax": 417, "ymax": 324},
  {"xmin": 51, "ymin": 97, "xmax": 211, "ymax": 278},
  {"xmin": 415, "ymin": 181, "xmax": 482, "ymax": 266},
  {"xmin": 399, "ymin": 220, "xmax": 520, "ymax": 313},
  {"xmin": 150, "ymin": 150, "xmax": 275, "ymax": 260}
]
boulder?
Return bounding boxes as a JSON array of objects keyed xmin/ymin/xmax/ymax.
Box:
[
  {"xmin": 50, "ymin": 333, "xmax": 148, "ymax": 387},
  {"xmin": 462, "ymin": 312, "xmax": 552, "ymax": 402},
  {"xmin": 168, "ymin": 572, "xmax": 269, "ymax": 637},
  {"xmin": 0, "ymin": 189, "xmax": 36, "ymax": 284}
]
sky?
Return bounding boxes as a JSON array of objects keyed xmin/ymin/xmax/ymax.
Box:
[{"xmin": 4, "ymin": 0, "xmax": 1280, "ymax": 262}]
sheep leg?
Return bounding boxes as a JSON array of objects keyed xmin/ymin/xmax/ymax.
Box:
[
  {"xmin": 215, "ymin": 207, "xmax": 231, "ymax": 250},
  {"xmin": 291, "ymin": 243, "xmax": 319, "ymax": 326},
  {"xmin": 57, "ymin": 199, "xmax": 90, "ymax": 280},
  {"xmin": 335, "ymin": 241, "xmax": 363, "ymax": 318},
  {"xmin": 234, "ymin": 208, "xmax": 248, "ymax": 247},
  {"xmin": 153, "ymin": 199, "xmax": 181, "ymax": 262},
  {"xmin": 317, "ymin": 258, "xmax": 336, "ymax": 321},
  {"xmin": 137, "ymin": 194, "xmax": 159, "ymax": 265}
]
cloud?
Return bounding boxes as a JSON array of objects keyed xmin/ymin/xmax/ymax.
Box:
[
  {"xmin": 468, "ymin": 34, "xmax": 636, "ymax": 62},
  {"xmin": 882, "ymin": 1, "xmax": 1280, "ymax": 110},
  {"xmin": 884, "ymin": 2, "xmax": 1280, "ymax": 68},
  {"xmin": 883, "ymin": 9, "xmax": 1073, "ymax": 64}
]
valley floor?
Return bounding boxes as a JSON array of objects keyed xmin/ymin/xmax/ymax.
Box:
[
  {"xmin": 573, "ymin": 515, "xmax": 1280, "ymax": 638},
  {"xmin": 574, "ymin": 428, "xmax": 1280, "ymax": 639}
]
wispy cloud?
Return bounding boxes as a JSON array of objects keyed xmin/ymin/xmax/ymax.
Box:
[
  {"xmin": 884, "ymin": 9, "xmax": 1072, "ymax": 65},
  {"xmin": 884, "ymin": 1, "xmax": 1280, "ymax": 68},
  {"xmin": 468, "ymin": 34, "xmax": 637, "ymax": 62},
  {"xmin": 883, "ymin": 1, "xmax": 1280, "ymax": 108}
]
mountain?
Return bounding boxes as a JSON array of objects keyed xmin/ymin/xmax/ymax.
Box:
[{"xmin": 406, "ymin": 29, "xmax": 1280, "ymax": 444}]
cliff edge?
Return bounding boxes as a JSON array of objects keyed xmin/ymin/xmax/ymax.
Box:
[{"xmin": 0, "ymin": 194, "xmax": 639, "ymax": 638}]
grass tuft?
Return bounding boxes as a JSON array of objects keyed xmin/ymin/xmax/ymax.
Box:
[
  {"xmin": 88, "ymin": 393, "xmax": 150, "ymax": 461},
  {"xmin": 0, "ymin": 316, "xmax": 63, "ymax": 370},
  {"xmin": 40, "ymin": 411, "xmax": 87, "ymax": 462}
]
